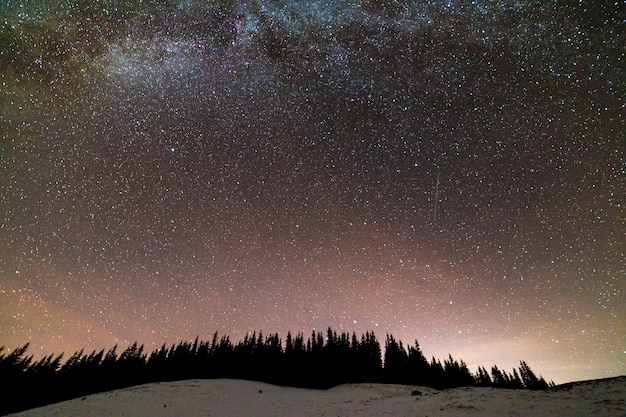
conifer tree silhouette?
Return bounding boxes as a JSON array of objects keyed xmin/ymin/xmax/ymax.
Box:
[
  {"xmin": 407, "ymin": 340, "xmax": 430, "ymax": 385},
  {"xmin": 384, "ymin": 334, "xmax": 408, "ymax": 383},
  {"xmin": 519, "ymin": 360, "xmax": 549, "ymax": 389}
]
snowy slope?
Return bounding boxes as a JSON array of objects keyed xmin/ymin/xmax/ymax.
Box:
[{"xmin": 9, "ymin": 376, "xmax": 625, "ymax": 417}]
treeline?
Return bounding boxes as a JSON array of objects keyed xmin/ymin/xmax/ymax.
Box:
[
  {"xmin": 0, "ymin": 329, "xmax": 551, "ymax": 415},
  {"xmin": 383, "ymin": 334, "xmax": 551, "ymax": 390}
]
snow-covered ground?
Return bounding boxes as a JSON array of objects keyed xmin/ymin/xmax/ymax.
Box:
[{"xmin": 10, "ymin": 376, "xmax": 625, "ymax": 416}]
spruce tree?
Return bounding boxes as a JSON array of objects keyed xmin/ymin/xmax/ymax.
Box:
[{"xmin": 384, "ymin": 334, "xmax": 408, "ymax": 383}]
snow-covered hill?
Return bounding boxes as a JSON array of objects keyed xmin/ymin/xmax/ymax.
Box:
[{"xmin": 9, "ymin": 376, "xmax": 625, "ymax": 416}]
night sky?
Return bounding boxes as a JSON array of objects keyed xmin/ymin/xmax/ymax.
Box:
[{"xmin": 1, "ymin": 0, "xmax": 624, "ymax": 384}]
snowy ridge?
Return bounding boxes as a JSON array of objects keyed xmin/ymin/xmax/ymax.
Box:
[{"xmin": 9, "ymin": 376, "xmax": 625, "ymax": 417}]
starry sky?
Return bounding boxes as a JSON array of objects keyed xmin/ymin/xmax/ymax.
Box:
[{"xmin": 1, "ymin": 0, "xmax": 624, "ymax": 384}]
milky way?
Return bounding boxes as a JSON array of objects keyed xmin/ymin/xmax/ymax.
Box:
[{"xmin": 1, "ymin": 0, "xmax": 624, "ymax": 383}]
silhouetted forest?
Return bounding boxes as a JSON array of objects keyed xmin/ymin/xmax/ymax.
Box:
[{"xmin": 0, "ymin": 329, "xmax": 551, "ymax": 415}]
